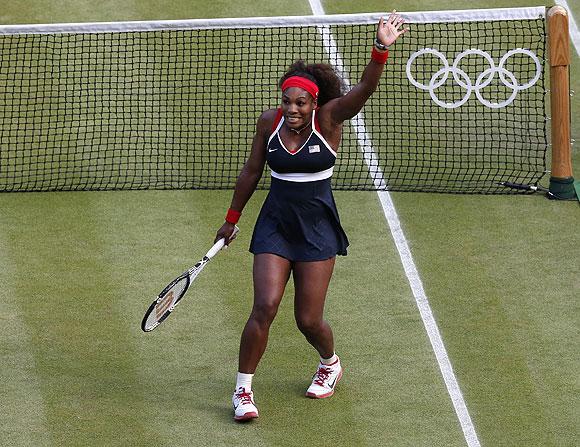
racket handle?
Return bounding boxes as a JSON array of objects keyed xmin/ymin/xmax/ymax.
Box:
[
  {"xmin": 500, "ymin": 181, "xmax": 551, "ymax": 193},
  {"xmin": 206, "ymin": 225, "xmax": 239, "ymax": 259},
  {"xmin": 499, "ymin": 181, "xmax": 535, "ymax": 191}
]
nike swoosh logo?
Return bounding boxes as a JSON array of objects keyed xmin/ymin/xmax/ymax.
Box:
[
  {"xmin": 268, "ymin": 148, "xmax": 278, "ymax": 152},
  {"xmin": 328, "ymin": 377, "xmax": 338, "ymax": 389}
]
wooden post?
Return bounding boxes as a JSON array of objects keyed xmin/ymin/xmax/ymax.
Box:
[{"xmin": 548, "ymin": 6, "xmax": 576, "ymax": 199}]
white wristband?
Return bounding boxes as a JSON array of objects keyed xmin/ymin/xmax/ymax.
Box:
[{"xmin": 374, "ymin": 38, "xmax": 389, "ymax": 51}]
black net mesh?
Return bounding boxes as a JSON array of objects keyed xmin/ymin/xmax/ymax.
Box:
[{"xmin": 0, "ymin": 16, "xmax": 547, "ymax": 193}]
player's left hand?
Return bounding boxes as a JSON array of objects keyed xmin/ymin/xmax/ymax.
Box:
[{"xmin": 376, "ymin": 10, "xmax": 409, "ymax": 47}]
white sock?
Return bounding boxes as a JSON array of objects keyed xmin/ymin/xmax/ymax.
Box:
[
  {"xmin": 236, "ymin": 372, "xmax": 254, "ymax": 391},
  {"xmin": 321, "ymin": 353, "xmax": 338, "ymax": 366}
]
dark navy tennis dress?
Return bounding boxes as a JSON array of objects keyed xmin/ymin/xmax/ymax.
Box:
[{"xmin": 249, "ymin": 108, "xmax": 349, "ymax": 261}]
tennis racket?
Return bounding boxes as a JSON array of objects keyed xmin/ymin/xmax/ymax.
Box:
[
  {"xmin": 499, "ymin": 181, "xmax": 554, "ymax": 198},
  {"xmin": 141, "ymin": 225, "xmax": 239, "ymax": 332}
]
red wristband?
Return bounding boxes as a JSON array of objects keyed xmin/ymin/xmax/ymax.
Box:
[
  {"xmin": 371, "ymin": 47, "xmax": 389, "ymax": 64},
  {"xmin": 225, "ymin": 208, "xmax": 241, "ymax": 224}
]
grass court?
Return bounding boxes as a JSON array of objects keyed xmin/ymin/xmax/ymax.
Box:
[{"xmin": 0, "ymin": 0, "xmax": 578, "ymax": 446}]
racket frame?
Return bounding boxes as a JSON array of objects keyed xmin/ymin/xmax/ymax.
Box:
[{"xmin": 141, "ymin": 226, "xmax": 238, "ymax": 332}]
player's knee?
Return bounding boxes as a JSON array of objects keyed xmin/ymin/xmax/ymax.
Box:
[
  {"xmin": 251, "ymin": 300, "xmax": 279, "ymax": 327},
  {"xmin": 295, "ymin": 314, "xmax": 322, "ymax": 336}
]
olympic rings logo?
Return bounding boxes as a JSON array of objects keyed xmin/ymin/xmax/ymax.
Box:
[{"xmin": 406, "ymin": 48, "xmax": 542, "ymax": 109}]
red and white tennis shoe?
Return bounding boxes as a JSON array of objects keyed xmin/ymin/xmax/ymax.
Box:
[
  {"xmin": 306, "ymin": 357, "xmax": 343, "ymax": 399},
  {"xmin": 232, "ymin": 387, "xmax": 259, "ymax": 421}
]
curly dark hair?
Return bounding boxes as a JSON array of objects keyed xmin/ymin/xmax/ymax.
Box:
[{"xmin": 279, "ymin": 60, "xmax": 345, "ymax": 106}]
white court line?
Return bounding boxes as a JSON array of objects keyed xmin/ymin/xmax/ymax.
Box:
[
  {"xmin": 307, "ymin": 1, "xmax": 481, "ymax": 446},
  {"xmin": 0, "ymin": 233, "xmax": 51, "ymax": 445},
  {"xmin": 558, "ymin": 1, "xmax": 580, "ymax": 57}
]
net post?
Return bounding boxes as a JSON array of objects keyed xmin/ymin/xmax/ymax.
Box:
[{"xmin": 547, "ymin": 6, "xmax": 576, "ymax": 199}]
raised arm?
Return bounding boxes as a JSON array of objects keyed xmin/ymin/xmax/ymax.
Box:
[
  {"xmin": 326, "ymin": 11, "xmax": 408, "ymax": 123},
  {"xmin": 215, "ymin": 109, "xmax": 275, "ymax": 244}
]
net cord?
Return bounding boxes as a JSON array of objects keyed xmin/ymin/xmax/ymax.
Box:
[{"xmin": 0, "ymin": 6, "xmax": 546, "ymax": 35}]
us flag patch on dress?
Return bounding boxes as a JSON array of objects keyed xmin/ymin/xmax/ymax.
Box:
[{"xmin": 309, "ymin": 145, "xmax": 320, "ymax": 153}]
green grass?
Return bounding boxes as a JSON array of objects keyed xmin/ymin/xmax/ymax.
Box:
[
  {"xmin": 391, "ymin": 193, "xmax": 579, "ymax": 446},
  {"xmin": 0, "ymin": 1, "xmax": 579, "ymax": 446},
  {"xmin": 0, "ymin": 190, "xmax": 466, "ymax": 446}
]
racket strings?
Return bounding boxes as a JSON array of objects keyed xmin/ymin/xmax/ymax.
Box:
[{"xmin": 143, "ymin": 276, "xmax": 189, "ymax": 330}]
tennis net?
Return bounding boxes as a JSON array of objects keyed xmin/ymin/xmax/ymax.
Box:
[{"xmin": 0, "ymin": 7, "xmax": 548, "ymax": 193}]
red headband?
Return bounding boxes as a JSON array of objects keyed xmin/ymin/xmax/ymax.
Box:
[{"xmin": 281, "ymin": 76, "xmax": 319, "ymax": 99}]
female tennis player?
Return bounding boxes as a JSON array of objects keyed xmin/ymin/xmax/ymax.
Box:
[{"xmin": 215, "ymin": 11, "xmax": 408, "ymax": 421}]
